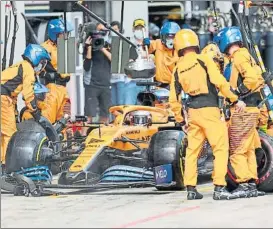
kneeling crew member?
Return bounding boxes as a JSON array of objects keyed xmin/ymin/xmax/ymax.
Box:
[
  {"xmin": 169, "ymin": 29, "xmax": 245, "ymax": 200},
  {"xmin": 1, "ymin": 44, "xmax": 51, "ymax": 164},
  {"xmin": 216, "ymin": 26, "xmax": 265, "ymax": 197}
]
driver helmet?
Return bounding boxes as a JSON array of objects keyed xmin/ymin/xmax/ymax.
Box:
[{"xmin": 126, "ymin": 111, "xmax": 152, "ymax": 126}]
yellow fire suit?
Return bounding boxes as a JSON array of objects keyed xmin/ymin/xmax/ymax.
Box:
[
  {"xmin": 148, "ymin": 39, "xmax": 178, "ymax": 85},
  {"xmin": 228, "ymin": 48, "xmax": 264, "ymax": 183},
  {"xmin": 169, "ymin": 52, "xmax": 238, "ymax": 187},
  {"xmin": 1, "ymin": 60, "xmax": 37, "ymax": 163},
  {"xmin": 41, "ymin": 39, "xmax": 70, "ymax": 124}
]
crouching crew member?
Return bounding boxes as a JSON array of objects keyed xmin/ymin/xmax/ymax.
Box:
[
  {"xmin": 169, "ymin": 29, "xmax": 245, "ymax": 200},
  {"xmin": 1, "ymin": 44, "xmax": 51, "ymax": 164},
  {"xmin": 19, "ymin": 82, "xmax": 49, "ymax": 122},
  {"xmin": 216, "ymin": 26, "xmax": 265, "ymax": 197}
]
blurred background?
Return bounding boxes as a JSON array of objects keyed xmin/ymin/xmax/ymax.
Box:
[{"xmin": 1, "ymin": 1, "xmax": 273, "ymax": 117}]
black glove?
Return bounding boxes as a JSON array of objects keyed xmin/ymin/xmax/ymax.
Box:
[{"xmin": 31, "ymin": 109, "xmax": 41, "ymax": 122}]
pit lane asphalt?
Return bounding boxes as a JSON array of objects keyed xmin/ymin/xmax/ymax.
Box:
[{"xmin": 1, "ymin": 175, "xmax": 273, "ymax": 228}]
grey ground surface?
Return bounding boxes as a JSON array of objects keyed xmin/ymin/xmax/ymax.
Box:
[{"xmin": 1, "ymin": 176, "xmax": 273, "ymax": 228}]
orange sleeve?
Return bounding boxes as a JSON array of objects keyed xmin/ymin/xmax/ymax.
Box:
[
  {"xmin": 148, "ymin": 40, "xmax": 157, "ymax": 53},
  {"xmin": 169, "ymin": 67, "xmax": 184, "ymax": 123},
  {"xmin": 22, "ymin": 63, "xmax": 37, "ymax": 111}
]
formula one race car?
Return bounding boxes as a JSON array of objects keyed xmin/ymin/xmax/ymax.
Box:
[
  {"xmin": 58, "ymin": 105, "xmax": 175, "ymax": 185},
  {"xmin": 2, "ymin": 83, "xmax": 273, "ymax": 194}
]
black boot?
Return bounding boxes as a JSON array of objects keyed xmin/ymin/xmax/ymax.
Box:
[
  {"xmin": 248, "ymin": 182, "xmax": 266, "ymax": 197},
  {"xmin": 213, "ymin": 185, "xmax": 238, "ymax": 200},
  {"xmin": 231, "ymin": 183, "xmax": 250, "ymax": 198},
  {"xmin": 187, "ymin": 186, "xmax": 203, "ymax": 200}
]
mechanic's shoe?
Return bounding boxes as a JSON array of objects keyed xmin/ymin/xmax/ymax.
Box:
[
  {"xmin": 231, "ymin": 183, "xmax": 250, "ymax": 198},
  {"xmin": 248, "ymin": 182, "xmax": 265, "ymax": 197},
  {"xmin": 186, "ymin": 186, "xmax": 203, "ymax": 200},
  {"xmin": 213, "ymin": 186, "xmax": 237, "ymax": 200}
]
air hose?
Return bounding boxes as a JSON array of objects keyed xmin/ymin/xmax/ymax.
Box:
[
  {"xmin": 2, "ymin": 2, "xmax": 11, "ymax": 70},
  {"xmin": 9, "ymin": 1, "xmax": 18, "ymax": 67}
]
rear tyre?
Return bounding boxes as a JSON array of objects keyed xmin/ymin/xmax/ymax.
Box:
[
  {"xmin": 148, "ymin": 130, "xmax": 186, "ymax": 191},
  {"xmin": 226, "ymin": 131, "xmax": 273, "ymax": 192},
  {"xmin": 256, "ymin": 131, "xmax": 273, "ymax": 192},
  {"xmin": 17, "ymin": 119, "xmax": 45, "ymax": 133}
]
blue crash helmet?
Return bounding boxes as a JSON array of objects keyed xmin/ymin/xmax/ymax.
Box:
[
  {"xmin": 34, "ymin": 82, "xmax": 49, "ymax": 101},
  {"xmin": 22, "ymin": 44, "xmax": 51, "ymax": 67},
  {"xmin": 212, "ymin": 27, "xmax": 226, "ymax": 46},
  {"xmin": 34, "ymin": 82, "xmax": 49, "ymax": 94},
  {"xmin": 160, "ymin": 21, "xmax": 181, "ymax": 48},
  {"xmin": 215, "ymin": 26, "xmax": 243, "ymax": 54},
  {"xmin": 48, "ymin": 18, "xmax": 74, "ymax": 42}
]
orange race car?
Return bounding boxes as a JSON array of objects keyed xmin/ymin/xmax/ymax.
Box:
[{"xmin": 3, "ymin": 83, "xmax": 273, "ymax": 193}]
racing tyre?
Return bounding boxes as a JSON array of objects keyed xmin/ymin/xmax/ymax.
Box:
[
  {"xmin": 17, "ymin": 119, "xmax": 45, "ymax": 133},
  {"xmin": 148, "ymin": 130, "xmax": 187, "ymax": 191},
  {"xmin": 226, "ymin": 131, "xmax": 273, "ymax": 192},
  {"xmin": 5, "ymin": 131, "xmax": 48, "ymax": 173}
]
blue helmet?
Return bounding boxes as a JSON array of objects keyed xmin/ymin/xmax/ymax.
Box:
[
  {"xmin": 216, "ymin": 26, "xmax": 243, "ymax": 53},
  {"xmin": 48, "ymin": 18, "xmax": 74, "ymax": 42},
  {"xmin": 34, "ymin": 82, "xmax": 49, "ymax": 94},
  {"xmin": 160, "ymin": 21, "xmax": 180, "ymax": 37},
  {"xmin": 34, "ymin": 82, "xmax": 48, "ymax": 101},
  {"xmin": 160, "ymin": 22, "xmax": 180, "ymax": 49},
  {"xmin": 22, "ymin": 44, "xmax": 51, "ymax": 67},
  {"xmin": 212, "ymin": 28, "xmax": 226, "ymax": 46}
]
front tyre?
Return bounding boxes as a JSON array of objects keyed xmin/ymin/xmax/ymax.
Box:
[{"xmin": 148, "ymin": 130, "xmax": 187, "ymax": 190}]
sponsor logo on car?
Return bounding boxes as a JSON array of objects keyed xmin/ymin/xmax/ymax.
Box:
[{"xmin": 154, "ymin": 164, "xmax": 173, "ymax": 185}]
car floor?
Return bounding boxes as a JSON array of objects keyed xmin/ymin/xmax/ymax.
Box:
[{"xmin": 2, "ymin": 175, "xmax": 273, "ymax": 228}]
